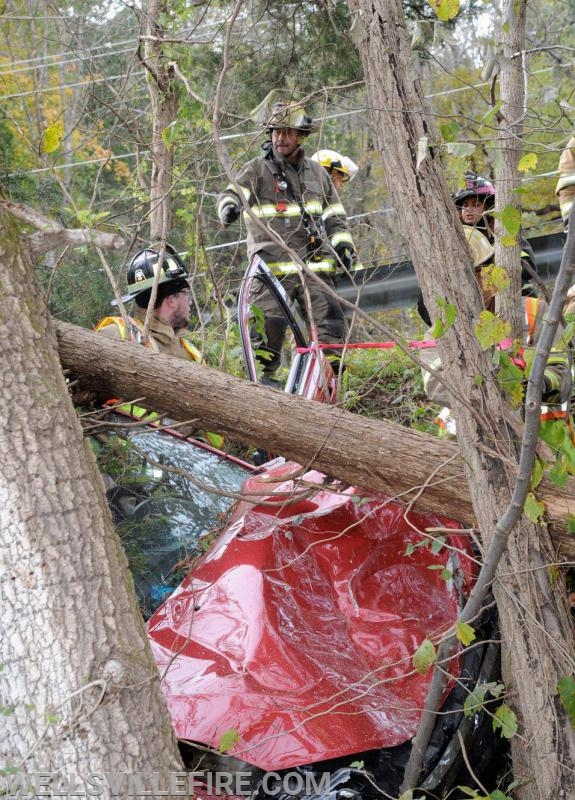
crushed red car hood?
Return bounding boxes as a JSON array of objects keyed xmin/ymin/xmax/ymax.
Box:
[{"xmin": 148, "ymin": 461, "xmax": 476, "ymax": 771}]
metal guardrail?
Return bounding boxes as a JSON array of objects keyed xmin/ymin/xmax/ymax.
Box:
[{"xmin": 337, "ymin": 231, "xmax": 567, "ymax": 312}]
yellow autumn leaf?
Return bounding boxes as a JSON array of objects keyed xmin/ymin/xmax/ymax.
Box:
[
  {"xmin": 455, "ymin": 620, "xmax": 476, "ymax": 646},
  {"xmin": 44, "ymin": 120, "xmax": 64, "ymax": 154},
  {"xmin": 518, "ymin": 152, "xmax": 538, "ymax": 173},
  {"xmin": 427, "ymin": 0, "xmax": 460, "ymax": 22}
]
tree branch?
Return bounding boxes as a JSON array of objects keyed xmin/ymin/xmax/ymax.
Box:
[{"xmin": 0, "ymin": 199, "xmax": 124, "ymax": 257}]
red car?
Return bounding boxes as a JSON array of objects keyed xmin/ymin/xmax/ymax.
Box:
[{"xmin": 107, "ymin": 258, "xmax": 504, "ymax": 798}]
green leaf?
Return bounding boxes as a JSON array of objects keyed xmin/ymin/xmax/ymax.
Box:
[
  {"xmin": 557, "ymin": 676, "xmax": 575, "ymax": 728},
  {"xmin": 161, "ymin": 121, "xmax": 178, "ymax": 149},
  {"xmin": 446, "ymin": 142, "xmax": 476, "ymax": 158},
  {"xmin": 524, "ymin": 492, "xmax": 545, "ymax": 523},
  {"xmin": 74, "ymin": 209, "xmax": 111, "ymax": 227},
  {"xmin": 490, "ymin": 791, "xmax": 513, "ymax": 800},
  {"xmin": 219, "ymin": 728, "xmax": 240, "ymax": 753},
  {"xmin": 430, "ymin": 317, "xmax": 446, "ymax": 339},
  {"xmin": 480, "ymin": 265, "xmax": 509, "ymax": 294},
  {"xmin": 431, "ymin": 298, "xmax": 456, "ymax": 339},
  {"xmin": 464, "ymin": 682, "xmax": 504, "ymax": 718},
  {"xmin": 427, "ymin": 0, "xmax": 460, "ymax": 22},
  {"xmin": 492, "ymin": 204, "xmax": 521, "ymax": 236},
  {"xmin": 464, "ymin": 685, "xmax": 487, "ymax": 717},
  {"xmin": 549, "ymin": 456, "xmax": 569, "ymax": 488},
  {"xmin": 475, "ymin": 310, "xmax": 511, "ymax": 350},
  {"xmin": 405, "ymin": 543, "xmax": 415, "ymax": 556},
  {"xmin": 518, "ymin": 152, "xmax": 538, "ymax": 173},
  {"xmin": 497, "ymin": 351, "xmax": 525, "ymax": 408},
  {"xmin": 480, "ymin": 100, "xmax": 502, "ymax": 124},
  {"xmin": 43, "ymin": 119, "xmax": 64, "ymax": 154},
  {"xmin": 440, "ymin": 120, "xmax": 461, "ymax": 142},
  {"xmin": 539, "ymin": 419, "xmax": 567, "ymax": 451},
  {"xmin": 530, "ymin": 456, "xmax": 544, "ymax": 490},
  {"xmin": 493, "ymin": 704, "xmax": 518, "ymax": 739},
  {"xmin": 567, "ymin": 514, "xmax": 575, "ymax": 535},
  {"xmin": 443, "ymin": 302, "xmax": 456, "ymax": 327},
  {"xmin": 441, "ymin": 568, "xmax": 453, "ymax": 581},
  {"xmin": 430, "ymin": 536, "xmax": 445, "ymax": 555},
  {"xmin": 349, "ymin": 760, "xmax": 364, "ymax": 770},
  {"xmin": 413, "ymin": 638, "xmax": 436, "ymax": 675},
  {"xmin": 455, "ymin": 620, "xmax": 476, "ymax": 646}
]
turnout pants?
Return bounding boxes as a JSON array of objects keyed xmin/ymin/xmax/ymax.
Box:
[{"xmin": 249, "ymin": 271, "xmax": 347, "ymax": 377}]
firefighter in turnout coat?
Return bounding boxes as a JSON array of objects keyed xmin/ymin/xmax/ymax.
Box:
[{"xmin": 217, "ymin": 93, "xmax": 358, "ymax": 383}]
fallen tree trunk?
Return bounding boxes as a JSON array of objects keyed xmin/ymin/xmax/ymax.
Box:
[{"xmin": 56, "ymin": 320, "xmax": 575, "ymax": 557}]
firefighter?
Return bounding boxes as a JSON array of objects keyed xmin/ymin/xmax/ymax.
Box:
[
  {"xmin": 420, "ymin": 226, "xmax": 569, "ymax": 435},
  {"xmin": 95, "ymin": 246, "xmax": 223, "ymax": 447},
  {"xmin": 418, "ymin": 172, "xmax": 543, "ymax": 327},
  {"xmin": 217, "ymin": 92, "xmax": 358, "ymax": 384},
  {"xmin": 95, "ymin": 244, "xmax": 202, "ymax": 362},
  {"xmin": 310, "ymin": 149, "xmax": 359, "ymax": 192},
  {"xmin": 452, "ymin": 171, "xmax": 540, "ymax": 291},
  {"xmin": 452, "ymin": 171, "xmax": 497, "ymax": 239}
]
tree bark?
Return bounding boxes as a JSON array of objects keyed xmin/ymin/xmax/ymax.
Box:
[
  {"xmin": 141, "ymin": 0, "xmax": 178, "ymax": 241},
  {"xmin": 55, "ymin": 319, "xmax": 575, "ymax": 557},
  {"xmin": 346, "ymin": 1, "xmax": 575, "ymax": 796},
  {"xmin": 495, "ymin": 0, "xmax": 528, "ymax": 337},
  {"xmin": 0, "ymin": 213, "xmax": 183, "ymax": 791}
]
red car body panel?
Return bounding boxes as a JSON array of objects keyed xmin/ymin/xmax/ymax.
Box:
[{"xmin": 148, "ymin": 460, "xmax": 476, "ymax": 771}]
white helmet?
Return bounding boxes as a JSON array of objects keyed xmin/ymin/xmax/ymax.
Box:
[
  {"xmin": 311, "ymin": 149, "xmax": 359, "ymax": 183},
  {"xmin": 463, "ymin": 226, "xmax": 494, "ymax": 267}
]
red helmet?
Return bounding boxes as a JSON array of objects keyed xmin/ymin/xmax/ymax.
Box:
[{"xmin": 452, "ymin": 172, "xmax": 495, "ymax": 209}]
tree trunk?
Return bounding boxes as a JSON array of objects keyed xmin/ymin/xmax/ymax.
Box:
[
  {"xmin": 55, "ymin": 319, "xmax": 575, "ymax": 557},
  {"xmin": 495, "ymin": 0, "xmax": 528, "ymax": 337},
  {"xmin": 0, "ymin": 213, "xmax": 183, "ymax": 792},
  {"xmin": 346, "ymin": 1, "xmax": 575, "ymax": 796},
  {"xmin": 143, "ymin": 0, "xmax": 178, "ymax": 240}
]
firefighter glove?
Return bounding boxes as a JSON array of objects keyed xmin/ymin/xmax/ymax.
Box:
[
  {"xmin": 335, "ymin": 244, "xmax": 354, "ymax": 273},
  {"xmin": 219, "ymin": 204, "xmax": 240, "ymax": 225}
]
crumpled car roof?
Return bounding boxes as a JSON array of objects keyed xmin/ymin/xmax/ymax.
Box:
[{"xmin": 148, "ymin": 460, "xmax": 476, "ymax": 771}]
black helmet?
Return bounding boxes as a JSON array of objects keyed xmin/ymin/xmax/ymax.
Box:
[
  {"xmin": 452, "ymin": 172, "xmax": 495, "ymax": 209},
  {"xmin": 124, "ymin": 244, "xmax": 189, "ymax": 305}
]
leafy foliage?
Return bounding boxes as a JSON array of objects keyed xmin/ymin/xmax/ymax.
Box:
[
  {"xmin": 413, "ymin": 638, "xmax": 437, "ymax": 674},
  {"xmin": 493, "ymin": 704, "xmax": 518, "ymax": 740}
]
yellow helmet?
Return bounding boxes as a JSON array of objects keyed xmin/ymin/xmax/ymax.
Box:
[
  {"xmin": 463, "ymin": 226, "xmax": 494, "ymax": 267},
  {"xmin": 311, "ymin": 149, "xmax": 359, "ymax": 182}
]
